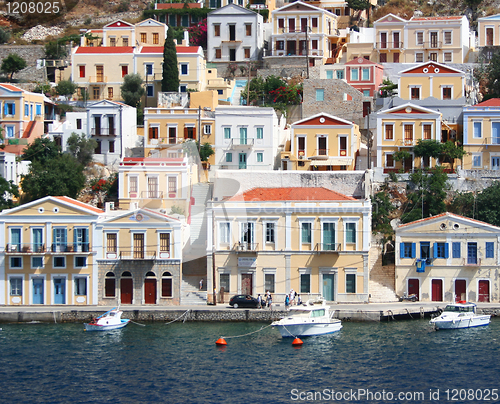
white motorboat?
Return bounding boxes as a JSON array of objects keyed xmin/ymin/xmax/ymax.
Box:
[
  {"xmin": 271, "ymin": 299, "xmax": 342, "ymax": 337},
  {"xmin": 84, "ymin": 308, "xmax": 130, "ymax": 331},
  {"xmin": 429, "ymin": 302, "xmax": 491, "ymax": 330}
]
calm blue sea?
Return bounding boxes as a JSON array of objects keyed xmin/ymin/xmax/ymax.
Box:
[{"xmin": 0, "ymin": 318, "xmax": 499, "ymax": 404}]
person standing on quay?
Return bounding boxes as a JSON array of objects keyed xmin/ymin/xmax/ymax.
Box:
[
  {"xmin": 257, "ymin": 294, "xmax": 262, "ymax": 309},
  {"xmin": 289, "ymin": 289, "xmax": 296, "ymax": 306},
  {"xmin": 266, "ymin": 290, "xmax": 272, "ymax": 310},
  {"xmin": 199, "ymin": 278, "xmax": 204, "ymax": 290},
  {"xmin": 285, "ymin": 294, "xmax": 290, "ymax": 310}
]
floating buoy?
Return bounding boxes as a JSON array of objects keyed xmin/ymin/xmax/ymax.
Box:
[
  {"xmin": 216, "ymin": 337, "xmax": 227, "ymax": 345},
  {"xmin": 292, "ymin": 337, "xmax": 303, "ymax": 346}
]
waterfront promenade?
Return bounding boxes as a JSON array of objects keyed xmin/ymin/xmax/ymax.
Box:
[{"xmin": 1, "ymin": 301, "xmax": 499, "ymax": 323}]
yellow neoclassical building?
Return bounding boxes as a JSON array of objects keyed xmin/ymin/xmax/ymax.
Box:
[
  {"xmin": 0, "ymin": 196, "xmax": 103, "ymax": 306},
  {"xmin": 207, "ymin": 187, "xmax": 372, "ymax": 304},
  {"xmin": 281, "ymin": 112, "xmax": 359, "ymax": 171}
]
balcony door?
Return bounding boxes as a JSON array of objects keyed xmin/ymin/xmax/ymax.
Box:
[
  {"xmin": 492, "ymin": 122, "xmax": 500, "ymax": 144},
  {"xmin": 134, "ymin": 233, "xmax": 145, "ymax": 259},
  {"xmin": 240, "ymin": 222, "xmax": 254, "ymax": 249}
]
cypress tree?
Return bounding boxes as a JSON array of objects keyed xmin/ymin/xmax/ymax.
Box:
[{"xmin": 162, "ymin": 26, "xmax": 180, "ymax": 92}]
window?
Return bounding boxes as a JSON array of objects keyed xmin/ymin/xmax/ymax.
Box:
[
  {"xmin": 220, "ymin": 273, "xmax": 230, "ymax": 293},
  {"xmin": 107, "ymin": 233, "xmax": 117, "ymax": 253},
  {"xmin": 423, "ymin": 124, "xmax": 432, "ymax": 140},
  {"xmin": 54, "ymin": 256, "xmax": 66, "ymax": 268},
  {"xmin": 316, "ymin": 89, "xmax": 324, "ymax": 101},
  {"xmin": 147, "ymin": 84, "xmax": 154, "ymax": 97},
  {"xmin": 74, "ymin": 228, "xmax": 89, "ymax": 252},
  {"xmin": 35, "ymin": 104, "xmax": 42, "ymax": 116},
  {"xmin": 415, "ymin": 53, "xmax": 424, "ymax": 63},
  {"xmin": 121, "ymin": 65, "xmax": 128, "ymax": 77},
  {"xmin": 301, "ymin": 222, "xmax": 312, "ymax": 244},
  {"xmin": 122, "ymin": 37, "xmax": 129, "ymax": 46},
  {"xmin": 105, "ymin": 272, "xmax": 115, "ymax": 297},
  {"xmin": 300, "ymin": 273, "xmax": 310, "ymax": 293},
  {"xmin": 346, "ymin": 273, "xmax": 356, "ymax": 294},
  {"xmin": 204, "ymin": 124, "xmax": 211, "ymax": 135},
  {"xmin": 76, "ymin": 119, "xmax": 82, "ymax": 130},
  {"xmin": 312, "ymin": 18, "xmax": 318, "ymax": 28},
  {"xmin": 386, "ymin": 153, "xmax": 394, "ymax": 168},
  {"xmin": 181, "ymin": 14, "xmax": 189, "ymax": 26},
  {"xmin": 467, "ymin": 242, "xmax": 478, "ymax": 264},
  {"xmin": 214, "ymin": 24, "xmax": 220, "ymax": 36},
  {"xmin": 110, "ymin": 37, "xmax": 116, "ymax": 46},
  {"xmin": 256, "ymin": 127, "xmax": 263, "ymax": 139},
  {"xmin": 145, "ymin": 64, "xmax": 153, "ymax": 76},
  {"xmin": 430, "ymin": 53, "xmax": 437, "ymax": 62},
  {"xmin": 153, "ymin": 33, "xmax": 159, "ymax": 44},
  {"xmin": 442, "ymin": 87, "xmax": 452, "ymax": 100},
  {"xmin": 452, "ymin": 242, "xmax": 461, "ymax": 258},
  {"xmin": 32, "ymin": 256, "xmax": 43, "ymax": 268},
  {"xmin": 245, "ymin": 24, "xmax": 252, "ymax": 36},
  {"xmin": 361, "ymin": 68, "xmax": 370, "ymax": 81},
  {"xmin": 404, "ymin": 124, "xmax": 414, "ymax": 143},
  {"xmin": 472, "ymin": 154, "xmax": 481, "ymax": 168},
  {"xmin": 4, "ymin": 102, "xmax": 15, "ymax": 116},
  {"xmin": 10, "ymin": 278, "xmax": 22, "ymax": 296},
  {"xmin": 10, "ymin": 257, "xmax": 22, "ymax": 269},
  {"xmin": 162, "ymin": 272, "xmax": 173, "ymax": 297},
  {"xmin": 160, "ymin": 233, "xmax": 170, "ymax": 254},
  {"xmin": 93, "ymin": 87, "xmax": 100, "ymax": 100},
  {"xmin": 257, "ymin": 152, "xmax": 263, "ymax": 163},
  {"xmin": 79, "ymin": 65, "xmax": 85, "ymax": 78},
  {"xmin": 276, "ymin": 40, "xmax": 284, "ymax": 51},
  {"xmin": 219, "ymin": 222, "xmax": 230, "ymax": 244},
  {"xmin": 312, "ymin": 40, "xmax": 318, "ymax": 50},
  {"xmin": 326, "ymin": 70, "xmax": 333, "ymax": 79},
  {"xmin": 345, "ymin": 222, "xmax": 356, "ymax": 244},
  {"xmin": 140, "ymin": 33, "xmax": 147, "ymax": 43},
  {"xmin": 350, "ymin": 68, "xmax": 359, "ymax": 81},
  {"xmin": 75, "ymin": 278, "xmax": 87, "ymax": 296},
  {"xmin": 433, "ymin": 242, "xmax": 449, "ymax": 259},
  {"xmin": 224, "ymin": 127, "xmax": 231, "ymax": 139},
  {"xmin": 53, "ymin": 228, "xmax": 67, "ymax": 252},
  {"xmin": 24, "ymin": 103, "xmax": 28, "ymax": 116},
  {"xmin": 411, "ymin": 87, "xmax": 420, "ymax": 100},
  {"xmin": 265, "ymin": 223, "xmax": 275, "ymax": 243},
  {"xmin": 225, "ymin": 153, "xmax": 232, "ymax": 163},
  {"xmin": 148, "ymin": 176, "xmax": 159, "ymax": 198},
  {"xmin": 278, "ymin": 18, "xmax": 284, "ymax": 29},
  {"xmin": 444, "ymin": 31, "xmax": 452, "ymax": 45},
  {"xmin": 420, "ymin": 242, "xmax": 431, "ymax": 259},
  {"xmin": 180, "ymin": 63, "xmax": 188, "ymax": 75},
  {"xmin": 473, "ymin": 121, "xmax": 482, "ymax": 138},
  {"xmin": 75, "ymin": 256, "xmax": 87, "ymax": 268},
  {"xmin": 416, "ymin": 32, "xmax": 423, "ymax": 45},
  {"xmin": 335, "ymin": 70, "xmax": 344, "ymax": 80},
  {"xmin": 149, "ymin": 126, "xmax": 159, "ymax": 139},
  {"xmin": 32, "ymin": 228, "xmax": 43, "ymax": 252},
  {"xmin": 265, "ymin": 274, "xmax": 275, "ymax": 293},
  {"xmin": 109, "ymin": 140, "xmax": 115, "ymax": 153},
  {"xmin": 486, "ymin": 242, "xmax": 494, "ymax": 258},
  {"xmin": 444, "ymin": 52, "xmax": 452, "ymax": 62},
  {"xmin": 322, "ymin": 222, "xmax": 335, "ymax": 250},
  {"xmin": 168, "ymin": 176, "xmax": 177, "ymax": 195},
  {"xmin": 363, "ymin": 90, "xmax": 370, "ymax": 97},
  {"xmin": 180, "ymin": 85, "xmax": 187, "ymax": 93},
  {"xmin": 244, "ymin": 48, "xmax": 250, "ymax": 59},
  {"xmin": 400, "ymin": 242, "xmax": 415, "ymax": 258},
  {"xmin": 107, "ymin": 87, "xmax": 113, "ymax": 100},
  {"xmin": 380, "ymin": 53, "xmax": 387, "ymax": 63},
  {"xmin": 10, "ymin": 228, "xmax": 21, "ymax": 251}
]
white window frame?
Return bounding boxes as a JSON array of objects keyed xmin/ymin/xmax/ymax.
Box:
[
  {"xmin": 443, "ymin": 30, "xmax": 452, "ymax": 45},
  {"xmin": 385, "ymin": 152, "xmax": 395, "ymax": 168},
  {"xmin": 53, "ymin": 256, "xmax": 67, "ymax": 269},
  {"xmin": 350, "ymin": 67, "xmax": 359, "ymax": 81},
  {"xmin": 409, "ymin": 85, "xmax": 421, "ymax": 100},
  {"xmin": 415, "ymin": 52, "xmax": 424, "ymax": 63},
  {"xmin": 256, "ymin": 151, "xmax": 264, "ymax": 163},
  {"xmin": 343, "ymin": 218, "xmax": 359, "ymax": 250},
  {"xmin": 299, "ymin": 218, "xmax": 314, "ymax": 250},
  {"xmin": 180, "ymin": 63, "xmax": 189, "ymax": 76},
  {"xmin": 444, "ymin": 52, "xmax": 452, "ymax": 62},
  {"xmin": 74, "ymin": 256, "xmax": 88, "ymax": 269},
  {"xmin": 320, "ymin": 217, "xmax": 339, "ymax": 251},
  {"xmin": 74, "ymin": 275, "xmax": 88, "ymax": 297},
  {"xmin": 422, "ymin": 122, "xmax": 434, "ymax": 140},
  {"xmin": 441, "ymin": 85, "xmax": 453, "ymax": 100},
  {"xmin": 31, "ymin": 256, "xmax": 44, "ymax": 269},
  {"xmin": 384, "ymin": 122, "xmax": 395, "ymax": 141},
  {"xmin": 416, "ymin": 31, "xmax": 424, "ymax": 46},
  {"xmin": 219, "ymin": 222, "xmax": 231, "ymax": 246},
  {"xmin": 10, "ymin": 256, "xmax": 23, "ymax": 269},
  {"xmin": 9, "ymin": 275, "xmax": 24, "ymax": 303},
  {"xmin": 361, "ymin": 67, "xmax": 370, "ymax": 81},
  {"xmin": 262, "ymin": 220, "xmax": 278, "ymax": 246},
  {"xmin": 472, "ymin": 153, "xmax": 482, "ymax": 168},
  {"xmin": 144, "ymin": 63, "xmax": 154, "ymax": 76},
  {"xmin": 345, "ymin": 268, "xmax": 358, "ymax": 294},
  {"xmin": 129, "ymin": 175, "xmax": 139, "ymax": 197},
  {"xmin": 204, "ymin": 124, "xmax": 211, "ymax": 135},
  {"xmin": 473, "ymin": 120, "xmax": 482, "ymax": 139}
]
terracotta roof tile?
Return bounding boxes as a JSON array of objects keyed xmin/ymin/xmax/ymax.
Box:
[
  {"xmin": 226, "ymin": 187, "xmax": 355, "ymax": 202},
  {"xmin": 398, "ymin": 212, "xmax": 500, "ymax": 228},
  {"xmin": 0, "ymin": 83, "xmax": 24, "ymax": 92},
  {"xmin": 75, "ymin": 46, "xmax": 134, "ymax": 54},
  {"xmin": 474, "ymin": 98, "xmax": 500, "ymax": 107},
  {"xmin": 54, "ymin": 196, "xmax": 104, "ymax": 214}
]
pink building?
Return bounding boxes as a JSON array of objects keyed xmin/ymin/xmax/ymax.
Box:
[{"xmin": 344, "ymin": 57, "xmax": 384, "ymax": 98}]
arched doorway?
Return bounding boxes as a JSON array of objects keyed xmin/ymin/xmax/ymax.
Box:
[
  {"xmin": 121, "ymin": 271, "xmax": 133, "ymax": 304},
  {"xmin": 144, "ymin": 271, "xmax": 157, "ymax": 304},
  {"xmin": 105, "ymin": 272, "xmax": 116, "ymax": 298}
]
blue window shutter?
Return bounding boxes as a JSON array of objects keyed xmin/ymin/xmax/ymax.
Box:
[
  {"xmin": 4, "ymin": 103, "xmax": 7, "ymax": 116},
  {"xmin": 452, "ymin": 242, "xmax": 460, "ymax": 258},
  {"xmin": 12, "ymin": 103, "xmax": 15, "ymax": 115},
  {"xmin": 411, "ymin": 243, "xmax": 416, "ymax": 258},
  {"xmin": 444, "ymin": 243, "xmax": 449, "ymax": 259},
  {"xmin": 400, "ymin": 243, "xmax": 405, "ymax": 258},
  {"xmin": 486, "ymin": 242, "xmax": 494, "ymax": 258},
  {"xmin": 433, "ymin": 243, "xmax": 438, "ymax": 258}
]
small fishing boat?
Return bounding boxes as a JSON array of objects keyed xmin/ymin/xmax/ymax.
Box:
[
  {"xmin": 430, "ymin": 302, "xmax": 491, "ymax": 330},
  {"xmin": 271, "ymin": 299, "xmax": 342, "ymax": 337},
  {"xmin": 84, "ymin": 308, "xmax": 130, "ymax": 331}
]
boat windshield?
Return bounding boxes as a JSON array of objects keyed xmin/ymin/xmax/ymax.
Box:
[
  {"xmin": 289, "ymin": 310, "xmax": 312, "ymax": 318},
  {"xmin": 311, "ymin": 309, "xmax": 325, "ymax": 317},
  {"xmin": 444, "ymin": 305, "xmax": 474, "ymax": 313}
]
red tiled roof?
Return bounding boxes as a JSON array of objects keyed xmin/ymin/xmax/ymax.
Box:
[
  {"xmin": 0, "ymin": 83, "xmax": 24, "ymax": 92},
  {"xmin": 54, "ymin": 196, "xmax": 104, "ymax": 214},
  {"xmin": 139, "ymin": 46, "xmax": 200, "ymax": 54},
  {"xmin": 474, "ymin": 98, "xmax": 500, "ymax": 107},
  {"xmin": 411, "ymin": 16, "xmax": 463, "ymax": 20},
  {"xmin": 156, "ymin": 3, "xmax": 201, "ymax": 8},
  {"xmin": 75, "ymin": 46, "xmax": 134, "ymax": 54},
  {"xmin": 226, "ymin": 187, "xmax": 355, "ymax": 202},
  {"xmin": 398, "ymin": 212, "xmax": 498, "ymax": 228},
  {"xmin": 176, "ymin": 46, "xmax": 201, "ymax": 53}
]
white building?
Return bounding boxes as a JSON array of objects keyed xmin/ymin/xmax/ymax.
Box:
[
  {"xmin": 0, "ymin": 151, "xmax": 30, "ymax": 186},
  {"xmin": 214, "ymin": 106, "xmax": 286, "ymax": 170},
  {"xmin": 207, "ymin": 3, "xmax": 264, "ymax": 63},
  {"xmin": 49, "ymin": 100, "xmax": 139, "ymax": 169}
]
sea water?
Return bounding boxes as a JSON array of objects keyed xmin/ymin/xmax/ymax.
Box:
[{"xmin": 0, "ymin": 319, "xmax": 498, "ymax": 403}]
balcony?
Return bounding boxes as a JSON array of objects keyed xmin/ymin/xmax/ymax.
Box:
[
  {"xmin": 415, "ymin": 41, "xmax": 443, "ymax": 49},
  {"xmin": 314, "ymin": 243, "xmax": 341, "ymax": 252},
  {"xmin": 5, "ymin": 243, "xmax": 45, "ymax": 253},
  {"xmin": 230, "ymin": 138, "xmax": 254, "ymax": 148},
  {"xmin": 233, "ymin": 242, "xmax": 259, "ymax": 252},
  {"xmin": 375, "ymin": 41, "xmax": 402, "ymax": 50},
  {"xmin": 118, "ymin": 250, "xmax": 158, "ymax": 260},
  {"xmin": 51, "ymin": 243, "xmax": 91, "ymax": 253},
  {"xmin": 5, "ymin": 243, "xmax": 91, "ymax": 253},
  {"xmin": 463, "ymin": 258, "xmax": 481, "ymax": 267},
  {"xmin": 400, "ymin": 139, "xmax": 415, "ymax": 146},
  {"xmin": 140, "ymin": 190, "xmax": 164, "ymax": 199},
  {"xmin": 89, "ymin": 76, "xmax": 107, "ymax": 83},
  {"xmin": 483, "ymin": 137, "xmax": 500, "ymax": 145},
  {"xmin": 91, "ymin": 127, "xmax": 116, "ymax": 136},
  {"xmin": 265, "ymin": 47, "xmax": 324, "ymax": 57}
]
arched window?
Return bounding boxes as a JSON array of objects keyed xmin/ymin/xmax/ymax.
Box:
[
  {"xmin": 105, "ymin": 272, "xmax": 115, "ymax": 297},
  {"xmin": 122, "ymin": 271, "xmax": 132, "ymax": 277},
  {"xmin": 162, "ymin": 271, "xmax": 173, "ymax": 298},
  {"xmin": 145, "ymin": 271, "xmax": 156, "ymax": 277}
]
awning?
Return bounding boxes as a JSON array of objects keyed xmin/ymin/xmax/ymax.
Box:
[{"xmin": 310, "ymin": 158, "xmax": 353, "ymax": 166}]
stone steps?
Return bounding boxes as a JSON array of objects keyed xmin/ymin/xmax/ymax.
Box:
[
  {"xmin": 369, "ymin": 244, "xmax": 398, "ymax": 302},
  {"xmin": 180, "ymin": 279, "xmax": 207, "ymax": 305}
]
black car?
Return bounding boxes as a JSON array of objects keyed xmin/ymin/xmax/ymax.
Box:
[{"xmin": 229, "ymin": 295, "xmax": 260, "ymax": 309}]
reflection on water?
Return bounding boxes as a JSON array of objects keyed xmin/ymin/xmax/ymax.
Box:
[{"xmin": 0, "ymin": 319, "xmax": 498, "ymax": 403}]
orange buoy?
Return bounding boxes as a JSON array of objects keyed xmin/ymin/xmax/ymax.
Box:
[
  {"xmin": 292, "ymin": 337, "xmax": 303, "ymax": 346},
  {"xmin": 216, "ymin": 337, "xmax": 227, "ymax": 345}
]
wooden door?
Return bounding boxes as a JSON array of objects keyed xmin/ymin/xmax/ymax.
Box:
[
  {"xmin": 431, "ymin": 279, "xmax": 443, "ymax": 301},
  {"xmin": 454, "ymin": 279, "xmax": 466, "ymax": 302},
  {"xmin": 121, "ymin": 278, "xmax": 133, "ymax": 304},
  {"xmin": 33, "ymin": 278, "xmax": 44, "ymax": 304},
  {"xmin": 241, "ymin": 274, "xmax": 252, "ymax": 295},
  {"xmin": 144, "ymin": 278, "xmax": 157, "ymax": 304},
  {"xmin": 408, "ymin": 278, "xmax": 419, "ymax": 300},
  {"xmin": 323, "ymin": 274, "xmax": 335, "ymax": 301},
  {"xmin": 478, "ymin": 280, "xmax": 490, "ymax": 302},
  {"xmin": 53, "ymin": 278, "xmax": 65, "ymax": 304}
]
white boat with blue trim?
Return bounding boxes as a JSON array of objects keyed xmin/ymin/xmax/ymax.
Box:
[
  {"xmin": 271, "ymin": 299, "xmax": 342, "ymax": 337},
  {"xmin": 430, "ymin": 302, "xmax": 491, "ymax": 330},
  {"xmin": 84, "ymin": 308, "xmax": 130, "ymax": 331}
]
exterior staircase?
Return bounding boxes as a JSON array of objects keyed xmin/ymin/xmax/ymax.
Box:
[
  {"xmin": 180, "ymin": 279, "xmax": 207, "ymax": 305},
  {"xmin": 369, "ymin": 245, "xmax": 399, "ymax": 303}
]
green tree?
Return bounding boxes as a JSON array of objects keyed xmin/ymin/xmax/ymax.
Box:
[
  {"xmin": 199, "ymin": 142, "xmax": 214, "ymax": 162},
  {"xmin": 21, "ymin": 138, "xmax": 61, "ymax": 165},
  {"xmin": 66, "ymin": 132, "xmax": 98, "ymax": 166},
  {"xmin": 44, "ymin": 41, "xmax": 68, "ymax": 60},
  {"xmin": 413, "ymin": 139, "xmax": 442, "ymax": 168},
  {"xmin": 0, "ymin": 28, "xmax": 11, "ymax": 44},
  {"xmin": 0, "ymin": 177, "xmax": 19, "ymax": 210},
  {"xmin": 1, "ymin": 54, "xmax": 27, "ymax": 80},
  {"xmin": 55, "ymin": 80, "xmax": 78, "ymax": 99},
  {"xmin": 372, "ymin": 191, "xmax": 395, "ymax": 235},
  {"xmin": 379, "ymin": 78, "xmax": 397, "ymax": 98},
  {"xmin": 448, "ymin": 191, "xmax": 474, "ymax": 218},
  {"xmin": 121, "ymin": 74, "xmax": 145, "ymax": 108},
  {"xmin": 439, "ymin": 140, "xmax": 467, "ymax": 170},
  {"xmin": 21, "ymin": 154, "xmax": 86, "ymax": 202},
  {"xmin": 401, "ymin": 167, "xmax": 448, "ymax": 223},
  {"xmin": 162, "ymin": 26, "xmax": 180, "ymax": 92}
]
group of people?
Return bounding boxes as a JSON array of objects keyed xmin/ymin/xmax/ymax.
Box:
[{"xmin": 256, "ymin": 289, "xmax": 302, "ymax": 310}]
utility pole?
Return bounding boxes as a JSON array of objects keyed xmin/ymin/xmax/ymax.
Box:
[
  {"xmin": 246, "ymin": 61, "xmax": 251, "ymax": 106},
  {"xmin": 305, "ymin": 27, "xmax": 310, "ymax": 79}
]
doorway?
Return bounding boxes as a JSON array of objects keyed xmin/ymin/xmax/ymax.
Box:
[
  {"xmin": 33, "ymin": 278, "xmax": 44, "ymax": 304},
  {"xmin": 454, "ymin": 279, "xmax": 466, "ymax": 302},
  {"xmin": 238, "ymin": 153, "xmax": 247, "ymax": 169},
  {"xmin": 241, "ymin": 274, "xmax": 253, "ymax": 295},
  {"xmin": 144, "ymin": 277, "xmax": 157, "ymax": 304},
  {"xmin": 478, "ymin": 280, "xmax": 490, "ymax": 302},
  {"xmin": 121, "ymin": 277, "xmax": 133, "ymax": 304},
  {"xmin": 323, "ymin": 274, "xmax": 335, "ymax": 301},
  {"xmin": 53, "ymin": 278, "xmax": 65, "ymax": 304},
  {"xmin": 408, "ymin": 278, "xmax": 419, "ymax": 300},
  {"xmin": 431, "ymin": 279, "xmax": 443, "ymax": 301}
]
